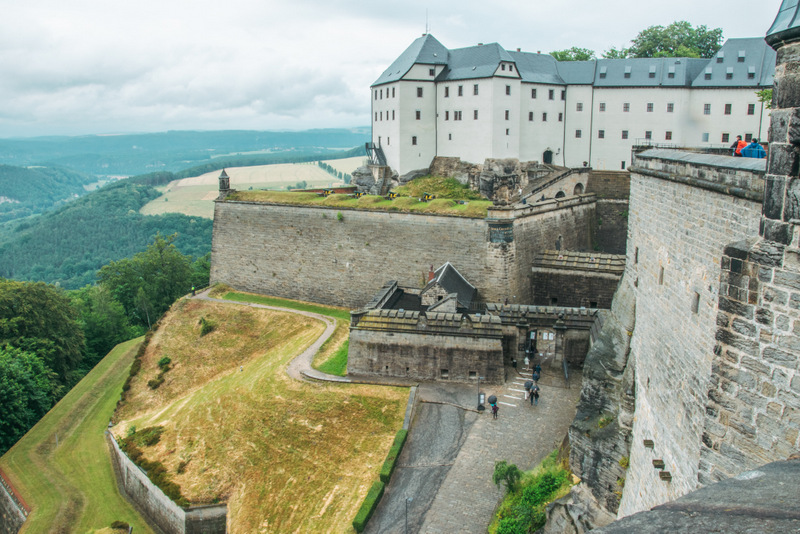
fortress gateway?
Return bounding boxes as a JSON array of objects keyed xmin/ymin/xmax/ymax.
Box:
[{"xmin": 371, "ymin": 35, "xmax": 775, "ymax": 174}]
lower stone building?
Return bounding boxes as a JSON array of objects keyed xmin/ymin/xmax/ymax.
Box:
[{"xmin": 531, "ymin": 250, "xmax": 625, "ymax": 308}]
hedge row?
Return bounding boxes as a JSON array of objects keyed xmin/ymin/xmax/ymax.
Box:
[
  {"xmin": 379, "ymin": 429, "xmax": 408, "ymax": 484},
  {"xmin": 352, "ymin": 480, "xmax": 385, "ymax": 533}
]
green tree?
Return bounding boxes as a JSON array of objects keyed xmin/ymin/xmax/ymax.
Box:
[
  {"xmin": 757, "ymin": 88, "xmax": 773, "ymax": 109},
  {"xmin": 70, "ymin": 285, "xmax": 140, "ymax": 370},
  {"xmin": 627, "ymin": 21, "xmax": 723, "ymax": 58},
  {"xmin": 493, "ymin": 460, "xmax": 522, "ymax": 493},
  {"xmin": 550, "ymin": 47, "xmax": 596, "ymax": 61},
  {"xmin": 0, "ymin": 347, "xmax": 58, "ymax": 454},
  {"xmin": 602, "ymin": 47, "xmax": 630, "ymax": 59},
  {"xmin": 98, "ymin": 234, "xmax": 193, "ymax": 327},
  {"xmin": 0, "ymin": 278, "xmax": 85, "ymax": 382}
]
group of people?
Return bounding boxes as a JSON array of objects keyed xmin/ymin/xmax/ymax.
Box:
[
  {"xmin": 488, "ymin": 362, "xmax": 543, "ymax": 419},
  {"xmin": 731, "ymin": 135, "xmax": 767, "ymax": 158}
]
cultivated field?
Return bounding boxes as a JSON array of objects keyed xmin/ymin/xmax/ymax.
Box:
[
  {"xmin": 140, "ymin": 157, "xmax": 365, "ymax": 219},
  {"xmin": 112, "ymin": 295, "xmax": 407, "ymax": 532},
  {"xmin": 0, "ymin": 338, "xmax": 153, "ymax": 533}
]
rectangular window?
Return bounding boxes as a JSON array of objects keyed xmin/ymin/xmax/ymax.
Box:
[
  {"xmin": 474, "ymin": 109, "xmax": 479, "ymax": 120},
  {"xmin": 412, "ymin": 136, "xmax": 417, "ymax": 145},
  {"xmin": 379, "ymin": 111, "xmax": 382, "ymax": 120},
  {"xmin": 542, "ymin": 112, "xmax": 548, "ymax": 121},
  {"xmin": 458, "ymin": 85, "xmax": 463, "ymax": 96},
  {"xmin": 506, "ymin": 85, "xmax": 511, "ymax": 95},
  {"xmin": 647, "ymin": 102, "xmax": 654, "ymax": 112},
  {"xmin": 598, "ymin": 130, "xmax": 605, "ymax": 139},
  {"xmin": 724, "ymin": 103, "xmax": 732, "ymax": 115},
  {"xmin": 548, "ymin": 89, "xmax": 554, "ymax": 100},
  {"xmin": 392, "ymin": 87, "xmax": 395, "ymax": 98},
  {"xmin": 417, "ymin": 87, "xmax": 423, "ymax": 97},
  {"xmin": 445, "ymin": 111, "xmax": 449, "ymax": 120},
  {"xmin": 705, "ymin": 67, "xmax": 712, "ymax": 80},
  {"xmin": 665, "ymin": 131, "xmax": 672, "ymax": 140},
  {"xmin": 668, "ymin": 65, "xmax": 676, "ymax": 78},
  {"xmin": 717, "ymin": 52, "xmax": 724, "ymax": 63},
  {"xmin": 599, "ymin": 66, "xmax": 607, "ymax": 78},
  {"xmin": 474, "ymin": 84, "xmax": 479, "ymax": 95},
  {"xmin": 505, "ymin": 110, "xmax": 510, "ymax": 120},
  {"xmin": 374, "ymin": 112, "xmax": 377, "ymax": 122},
  {"xmin": 722, "ymin": 133, "xmax": 730, "ymax": 143},
  {"xmin": 528, "ymin": 111, "xmax": 533, "ymax": 121},
  {"xmin": 645, "ymin": 130, "xmax": 652, "ymax": 140},
  {"xmin": 702, "ymin": 132, "xmax": 709, "ymax": 142},
  {"xmin": 561, "ymin": 90, "xmax": 566, "ymax": 100},
  {"xmin": 622, "ymin": 130, "xmax": 629, "ymax": 139},
  {"xmin": 506, "ymin": 128, "xmax": 510, "ymax": 135},
  {"xmin": 745, "ymin": 133, "xmax": 753, "ymax": 142},
  {"xmin": 387, "ymin": 137, "xmax": 390, "ymax": 145},
  {"xmin": 575, "ymin": 130, "xmax": 582, "ymax": 138},
  {"xmin": 649, "ymin": 65, "xmax": 656, "ymax": 78},
  {"xmin": 374, "ymin": 90, "xmax": 378, "ymax": 100},
  {"xmin": 448, "ymin": 133, "xmax": 452, "ymax": 140},
  {"xmin": 738, "ymin": 50, "xmax": 745, "ymax": 62},
  {"xmin": 444, "ymin": 87, "xmax": 449, "ymax": 98},
  {"xmin": 704, "ymin": 103, "xmax": 711, "ymax": 115},
  {"xmin": 558, "ymin": 112, "xmax": 563, "ymax": 122},
  {"xmin": 380, "ymin": 89, "xmax": 383, "ymax": 99},
  {"xmin": 456, "ymin": 111, "xmax": 463, "ymax": 120},
  {"xmin": 599, "ymin": 102, "xmax": 606, "ymax": 112},
  {"xmin": 392, "ymin": 110, "xmax": 395, "ymax": 120},
  {"xmin": 623, "ymin": 103, "xmax": 630, "ymax": 112},
  {"xmin": 429, "ymin": 67, "xmax": 435, "ymax": 76},
  {"xmin": 691, "ymin": 292, "xmax": 700, "ymax": 314},
  {"xmin": 748, "ymin": 103, "xmax": 755, "ymax": 115},
  {"xmin": 621, "ymin": 161, "xmax": 626, "ymax": 170},
  {"xmin": 748, "ymin": 66, "xmax": 756, "ymax": 79},
  {"xmin": 531, "ymin": 88, "xmax": 537, "ymax": 98},
  {"xmin": 726, "ymin": 67, "xmax": 734, "ymax": 80},
  {"xmin": 577, "ymin": 102, "xmax": 583, "ymax": 111},
  {"xmin": 415, "ymin": 110, "xmax": 421, "ymax": 120},
  {"xmin": 624, "ymin": 66, "xmax": 632, "ymax": 78},
  {"xmin": 667, "ymin": 102, "xmax": 674, "ymax": 113}
]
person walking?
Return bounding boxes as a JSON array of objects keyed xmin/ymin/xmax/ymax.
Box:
[
  {"xmin": 531, "ymin": 385, "xmax": 540, "ymax": 406},
  {"xmin": 731, "ymin": 135, "xmax": 747, "ymax": 157},
  {"xmin": 532, "ymin": 370, "xmax": 540, "ymax": 384},
  {"xmin": 491, "ymin": 402, "xmax": 499, "ymax": 419},
  {"xmin": 741, "ymin": 139, "xmax": 767, "ymax": 158}
]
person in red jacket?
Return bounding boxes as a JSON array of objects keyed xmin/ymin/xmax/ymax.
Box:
[{"xmin": 731, "ymin": 135, "xmax": 747, "ymax": 157}]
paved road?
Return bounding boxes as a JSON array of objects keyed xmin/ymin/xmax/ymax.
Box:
[{"xmin": 369, "ymin": 368, "xmax": 581, "ymax": 534}]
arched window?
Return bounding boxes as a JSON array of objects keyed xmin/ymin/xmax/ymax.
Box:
[
  {"xmin": 573, "ymin": 183, "xmax": 584, "ymax": 195},
  {"xmin": 555, "ymin": 191, "xmax": 566, "ymax": 199}
]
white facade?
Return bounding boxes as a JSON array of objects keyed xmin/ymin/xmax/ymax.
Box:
[{"xmin": 371, "ymin": 36, "xmax": 774, "ymax": 174}]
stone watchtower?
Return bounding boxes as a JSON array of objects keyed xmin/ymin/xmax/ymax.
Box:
[
  {"xmin": 218, "ymin": 169, "xmax": 231, "ymax": 200},
  {"xmin": 698, "ymin": 0, "xmax": 800, "ymax": 483}
]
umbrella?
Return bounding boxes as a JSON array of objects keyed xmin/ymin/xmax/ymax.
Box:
[
  {"xmin": 488, "ymin": 394, "xmax": 497, "ymax": 405},
  {"xmin": 524, "ymin": 381, "xmax": 533, "ymax": 390}
]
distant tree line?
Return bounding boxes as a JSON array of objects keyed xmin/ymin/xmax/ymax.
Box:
[
  {"xmin": 0, "ymin": 164, "xmax": 95, "ymax": 223},
  {"xmin": 317, "ymin": 161, "xmax": 352, "ymax": 184},
  {"xmin": 550, "ymin": 21, "xmax": 724, "ymax": 61},
  {"xmin": 0, "ymin": 234, "xmax": 208, "ymax": 455}
]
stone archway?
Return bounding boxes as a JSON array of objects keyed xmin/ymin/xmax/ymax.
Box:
[
  {"xmin": 573, "ymin": 183, "xmax": 584, "ymax": 195},
  {"xmin": 555, "ymin": 191, "xmax": 566, "ymax": 199}
]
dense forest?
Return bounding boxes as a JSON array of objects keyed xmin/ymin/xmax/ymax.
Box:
[
  {"xmin": 0, "ymin": 165, "xmax": 96, "ymax": 222},
  {"xmin": 0, "ymin": 129, "xmax": 370, "ymax": 177},
  {"xmin": 0, "ymin": 235, "xmax": 207, "ymax": 455}
]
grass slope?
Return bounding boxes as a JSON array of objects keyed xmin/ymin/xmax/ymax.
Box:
[
  {"xmin": 0, "ymin": 338, "xmax": 153, "ymax": 533},
  {"xmin": 113, "ymin": 297, "xmax": 407, "ymax": 532}
]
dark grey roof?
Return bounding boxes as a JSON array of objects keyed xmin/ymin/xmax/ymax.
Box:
[
  {"xmin": 374, "ymin": 35, "xmax": 775, "ymax": 89},
  {"xmin": 767, "ymin": 0, "xmax": 800, "ymax": 47},
  {"xmin": 372, "ymin": 34, "xmax": 449, "ymax": 86},
  {"xmin": 556, "ymin": 61, "xmax": 596, "ymax": 85},
  {"xmin": 691, "ymin": 38, "xmax": 776, "ymax": 87},
  {"xmin": 436, "ymin": 43, "xmax": 516, "ymax": 82},
  {"xmin": 424, "ymin": 262, "xmax": 476, "ymax": 309},
  {"xmin": 508, "ymin": 51, "xmax": 564, "ymax": 84}
]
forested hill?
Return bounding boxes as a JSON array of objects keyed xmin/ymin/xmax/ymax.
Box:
[
  {"xmin": 0, "ymin": 172, "xmax": 212, "ymax": 289},
  {"xmin": 0, "ymin": 164, "xmax": 95, "ymax": 222},
  {"xmin": 0, "ymin": 128, "xmax": 370, "ymax": 177}
]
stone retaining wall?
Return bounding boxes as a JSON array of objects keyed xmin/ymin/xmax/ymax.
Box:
[{"xmin": 0, "ymin": 468, "xmax": 26, "ymax": 534}]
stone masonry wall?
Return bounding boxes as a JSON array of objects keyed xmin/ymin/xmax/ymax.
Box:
[
  {"xmin": 211, "ymin": 199, "xmax": 595, "ymax": 308},
  {"xmin": 530, "ymin": 269, "xmax": 620, "ymax": 308},
  {"xmin": 619, "ymin": 154, "xmax": 762, "ymax": 516},
  {"xmin": 0, "ymin": 483, "xmax": 24, "ymax": 534},
  {"xmin": 587, "ymin": 171, "xmax": 630, "ymax": 255},
  {"xmin": 348, "ymin": 329, "xmax": 504, "ymax": 384}
]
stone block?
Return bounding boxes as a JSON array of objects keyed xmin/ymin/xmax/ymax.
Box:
[
  {"xmin": 767, "ymin": 144, "xmax": 797, "ymax": 181},
  {"xmin": 777, "ymin": 314, "xmax": 792, "ymax": 331},
  {"xmin": 767, "ymin": 401, "xmax": 784, "ymax": 416},
  {"xmin": 769, "ymin": 110, "xmax": 791, "ymax": 142},
  {"xmin": 763, "ymin": 346, "xmax": 798, "ymax": 368},
  {"xmin": 715, "ymin": 328, "xmax": 759, "ymax": 356},
  {"xmin": 755, "ymin": 308, "xmax": 774, "ymax": 326},
  {"xmin": 731, "ymin": 318, "xmax": 757, "ymax": 337},
  {"xmin": 774, "ymin": 368, "xmax": 792, "ymax": 390},
  {"xmin": 785, "ymin": 178, "xmax": 800, "ymax": 222},
  {"xmin": 718, "ymin": 297, "xmax": 754, "ymax": 320},
  {"xmin": 792, "ymin": 374, "xmax": 800, "ymax": 394},
  {"xmin": 758, "ymin": 267, "xmax": 774, "ymax": 283},
  {"xmin": 764, "ymin": 175, "xmax": 786, "ymax": 221},
  {"xmin": 764, "ymin": 286, "xmax": 789, "ymax": 306},
  {"xmin": 762, "ymin": 218, "xmax": 793, "ymax": 246},
  {"xmin": 716, "ymin": 312, "xmax": 731, "ymax": 328},
  {"xmin": 740, "ymin": 355, "xmax": 770, "ymax": 375}
]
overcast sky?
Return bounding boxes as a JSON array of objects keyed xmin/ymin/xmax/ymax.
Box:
[{"xmin": 0, "ymin": 0, "xmax": 784, "ymax": 138}]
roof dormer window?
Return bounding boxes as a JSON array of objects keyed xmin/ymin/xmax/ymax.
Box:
[
  {"xmin": 649, "ymin": 65, "xmax": 656, "ymax": 78},
  {"xmin": 624, "ymin": 66, "xmax": 631, "ymax": 78},
  {"xmin": 738, "ymin": 50, "xmax": 746, "ymax": 62},
  {"xmin": 716, "ymin": 52, "xmax": 724, "ymax": 63},
  {"xmin": 704, "ymin": 66, "xmax": 712, "ymax": 80},
  {"xmin": 501, "ymin": 64, "xmax": 506, "ymax": 70},
  {"xmin": 668, "ymin": 65, "xmax": 676, "ymax": 79},
  {"xmin": 748, "ymin": 66, "xmax": 756, "ymax": 79},
  {"xmin": 509, "ymin": 65, "xmax": 514, "ymax": 72},
  {"xmin": 599, "ymin": 66, "xmax": 607, "ymax": 79},
  {"xmin": 726, "ymin": 67, "xmax": 734, "ymax": 80}
]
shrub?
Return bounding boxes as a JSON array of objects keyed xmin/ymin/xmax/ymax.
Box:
[
  {"xmin": 352, "ymin": 480, "xmax": 384, "ymax": 533},
  {"xmin": 158, "ymin": 356, "xmax": 171, "ymax": 368},
  {"xmin": 110, "ymin": 520, "xmax": 129, "ymax": 530},
  {"xmin": 177, "ymin": 460, "xmax": 189, "ymax": 474},
  {"xmin": 379, "ymin": 429, "xmax": 408, "ymax": 483},
  {"xmin": 199, "ymin": 316, "xmax": 216, "ymax": 336},
  {"xmin": 148, "ymin": 376, "xmax": 165, "ymax": 389},
  {"xmin": 619, "ymin": 456, "xmax": 629, "ymax": 469},
  {"xmin": 493, "ymin": 460, "xmax": 522, "ymax": 493},
  {"xmin": 598, "ymin": 415, "xmax": 614, "ymax": 428},
  {"xmin": 336, "ymin": 211, "xmax": 344, "ymax": 222},
  {"xmin": 119, "ymin": 430, "xmax": 189, "ymax": 507}
]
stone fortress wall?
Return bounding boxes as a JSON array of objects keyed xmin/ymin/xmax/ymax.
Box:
[{"xmin": 210, "ymin": 196, "xmax": 597, "ymax": 309}]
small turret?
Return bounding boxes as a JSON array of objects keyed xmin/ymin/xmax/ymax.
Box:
[{"xmin": 218, "ymin": 169, "xmax": 231, "ymax": 199}]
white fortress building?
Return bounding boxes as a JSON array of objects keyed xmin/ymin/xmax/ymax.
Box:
[{"xmin": 371, "ymin": 34, "xmax": 775, "ymax": 174}]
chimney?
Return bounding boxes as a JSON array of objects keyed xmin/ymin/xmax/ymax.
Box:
[
  {"xmin": 517, "ymin": 48, "xmax": 521, "ymax": 52},
  {"xmin": 428, "ymin": 265, "xmax": 435, "ymax": 282},
  {"xmin": 478, "ymin": 43, "xmax": 483, "ymax": 46},
  {"xmin": 537, "ymin": 50, "xmax": 541, "ymax": 54}
]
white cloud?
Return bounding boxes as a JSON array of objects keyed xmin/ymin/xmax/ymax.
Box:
[{"xmin": 0, "ymin": 0, "xmax": 784, "ymax": 136}]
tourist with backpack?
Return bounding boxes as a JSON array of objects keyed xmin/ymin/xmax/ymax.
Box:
[{"xmin": 531, "ymin": 385, "xmax": 540, "ymax": 406}]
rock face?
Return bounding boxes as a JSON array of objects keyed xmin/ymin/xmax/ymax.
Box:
[
  {"xmin": 352, "ymin": 165, "xmax": 399, "ymax": 195},
  {"xmin": 541, "ymin": 278, "xmax": 636, "ymax": 533}
]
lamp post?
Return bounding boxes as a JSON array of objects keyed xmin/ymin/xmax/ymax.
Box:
[{"xmin": 477, "ymin": 376, "xmax": 486, "ymax": 411}]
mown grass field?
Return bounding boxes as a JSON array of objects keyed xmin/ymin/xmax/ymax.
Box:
[
  {"xmin": 0, "ymin": 338, "xmax": 153, "ymax": 533},
  {"xmin": 140, "ymin": 157, "xmax": 365, "ymax": 220},
  {"xmin": 113, "ymin": 295, "xmax": 407, "ymax": 532}
]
